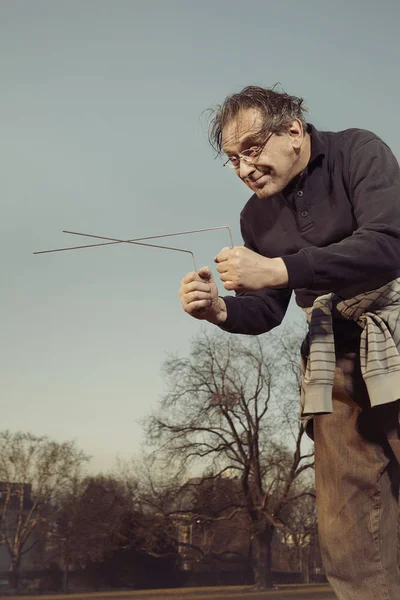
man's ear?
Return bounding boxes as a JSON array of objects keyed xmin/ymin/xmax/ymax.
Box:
[{"xmin": 288, "ymin": 118, "xmax": 304, "ymax": 149}]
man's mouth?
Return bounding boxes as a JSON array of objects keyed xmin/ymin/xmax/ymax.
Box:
[{"xmin": 252, "ymin": 173, "xmax": 271, "ymax": 187}]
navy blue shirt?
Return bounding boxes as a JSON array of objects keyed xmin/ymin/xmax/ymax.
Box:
[{"xmin": 221, "ymin": 124, "xmax": 400, "ymax": 335}]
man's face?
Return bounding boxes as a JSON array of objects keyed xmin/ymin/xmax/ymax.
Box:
[{"xmin": 221, "ymin": 108, "xmax": 306, "ymax": 199}]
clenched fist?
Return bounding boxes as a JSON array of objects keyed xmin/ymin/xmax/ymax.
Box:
[
  {"xmin": 179, "ymin": 266, "xmax": 227, "ymax": 324},
  {"xmin": 214, "ymin": 246, "xmax": 288, "ymax": 291}
]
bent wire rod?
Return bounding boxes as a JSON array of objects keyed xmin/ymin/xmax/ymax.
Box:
[
  {"xmin": 63, "ymin": 226, "xmax": 234, "ymax": 249},
  {"xmin": 34, "ymin": 225, "xmax": 233, "ymax": 255},
  {"xmin": 34, "ymin": 226, "xmax": 234, "ymax": 272},
  {"xmin": 34, "ymin": 237, "xmax": 198, "ymax": 271}
]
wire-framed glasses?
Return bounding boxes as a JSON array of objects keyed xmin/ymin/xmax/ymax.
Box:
[{"xmin": 223, "ymin": 132, "xmax": 274, "ymax": 170}]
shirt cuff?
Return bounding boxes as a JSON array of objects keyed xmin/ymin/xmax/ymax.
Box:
[
  {"xmin": 282, "ymin": 251, "xmax": 315, "ymax": 289},
  {"xmin": 218, "ymin": 295, "xmax": 242, "ymax": 332}
]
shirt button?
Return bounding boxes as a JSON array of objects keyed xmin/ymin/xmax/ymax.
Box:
[
  {"xmin": 301, "ymin": 210, "xmax": 308, "ymax": 218},
  {"xmin": 297, "ymin": 190, "xmax": 304, "ymax": 197}
]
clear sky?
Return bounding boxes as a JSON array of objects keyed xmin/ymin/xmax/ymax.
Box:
[{"xmin": 2, "ymin": 0, "xmax": 400, "ymax": 473}]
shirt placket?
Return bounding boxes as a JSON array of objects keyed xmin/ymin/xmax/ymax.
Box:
[{"xmin": 294, "ymin": 189, "xmax": 313, "ymax": 232}]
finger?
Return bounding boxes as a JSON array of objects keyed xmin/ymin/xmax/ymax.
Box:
[
  {"xmin": 223, "ymin": 281, "xmax": 250, "ymax": 292},
  {"xmin": 218, "ymin": 271, "xmax": 232, "ymax": 282},
  {"xmin": 185, "ymin": 298, "xmax": 212, "ymax": 313},
  {"xmin": 181, "ymin": 271, "xmax": 200, "ymax": 285},
  {"xmin": 215, "ymin": 262, "xmax": 229, "ymax": 274},
  {"xmin": 184, "ymin": 291, "xmax": 212, "ymax": 304},
  {"xmin": 223, "ymin": 281, "xmax": 237, "ymax": 291},
  {"xmin": 198, "ymin": 266, "xmax": 212, "ymax": 280},
  {"xmin": 181, "ymin": 280, "xmax": 211, "ymax": 294},
  {"xmin": 214, "ymin": 247, "xmax": 230, "ymax": 263}
]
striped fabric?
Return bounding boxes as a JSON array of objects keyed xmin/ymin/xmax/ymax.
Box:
[{"xmin": 301, "ymin": 277, "xmax": 400, "ymax": 416}]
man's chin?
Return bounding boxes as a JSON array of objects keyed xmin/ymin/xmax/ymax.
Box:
[
  {"xmin": 253, "ymin": 182, "xmax": 281, "ymax": 199},
  {"xmin": 247, "ymin": 175, "xmax": 283, "ymax": 199}
]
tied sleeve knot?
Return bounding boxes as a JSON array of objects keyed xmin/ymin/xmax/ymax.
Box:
[{"xmin": 302, "ymin": 278, "xmax": 400, "ymax": 415}]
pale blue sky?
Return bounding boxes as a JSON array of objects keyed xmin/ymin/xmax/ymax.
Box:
[{"xmin": 1, "ymin": 0, "xmax": 399, "ymax": 472}]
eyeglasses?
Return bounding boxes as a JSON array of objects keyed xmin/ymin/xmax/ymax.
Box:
[{"xmin": 223, "ymin": 132, "xmax": 274, "ymax": 170}]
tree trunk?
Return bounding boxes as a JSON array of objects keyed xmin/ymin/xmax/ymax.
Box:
[
  {"xmin": 251, "ymin": 525, "xmax": 275, "ymax": 589},
  {"xmin": 62, "ymin": 556, "xmax": 69, "ymax": 594},
  {"xmin": 299, "ymin": 543, "xmax": 303, "ymax": 577},
  {"xmin": 304, "ymin": 545, "xmax": 310, "ymax": 584},
  {"xmin": 8, "ymin": 557, "xmax": 21, "ymax": 590}
]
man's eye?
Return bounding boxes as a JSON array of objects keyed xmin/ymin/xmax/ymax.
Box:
[{"xmin": 245, "ymin": 146, "xmax": 260, "ymax": 157}]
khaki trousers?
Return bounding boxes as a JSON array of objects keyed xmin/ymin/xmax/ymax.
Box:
[{"xmin": 312, "ymin": 351, "xmax": 400, "ymax": 599}]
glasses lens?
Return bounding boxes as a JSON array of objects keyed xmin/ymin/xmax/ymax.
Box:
[
  {"xmin": 242, "ymin": 147, "xmax": 259, "ymax": 159},
  {"xmin": 224, "ymin": 158, "xmax": 239, "ymax": 169},
  {"xmin": 223, "ymin": 136, "xmax": 271, "ymax": 170}
]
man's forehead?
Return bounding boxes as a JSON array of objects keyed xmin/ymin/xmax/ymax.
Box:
[{"xmin": 222, "ymin": 108, "xmax": 266, "ymax": 150}]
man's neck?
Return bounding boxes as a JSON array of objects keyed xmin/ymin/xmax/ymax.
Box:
[
  {"xmin": 284, "ymin": 135, "xmax": 312, "ymax": 193},
  {"xmin": 297, "ymin": 132, "xmax": 312, "ymax": 175}
]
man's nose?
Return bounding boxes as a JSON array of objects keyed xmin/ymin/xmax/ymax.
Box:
[{"xmin": 239, "ymin": 159, "xmax": 256, "ymax": 178}]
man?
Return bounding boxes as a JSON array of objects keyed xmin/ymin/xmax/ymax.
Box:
[{"xmin": 179, "ymin": 86, "xmax": 400, "ymax": 599}]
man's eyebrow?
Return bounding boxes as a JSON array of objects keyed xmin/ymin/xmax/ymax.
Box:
[
  {"xmin": 239, "ymin": 134, "xmax": 259, "ymax": 147},
  {"xmin": 223, "ymin": 133, "xmax": 262, "ymax": 155}
]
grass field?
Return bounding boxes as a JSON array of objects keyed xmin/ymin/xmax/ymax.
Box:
[{"xmin": 6, "ymin": 585, "xmax": 336, "ymax": 600}]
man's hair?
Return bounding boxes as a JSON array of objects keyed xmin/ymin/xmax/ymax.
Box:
[{"xmin": 208, "ymin": 85, "xmax": 307, "ymax": 155}]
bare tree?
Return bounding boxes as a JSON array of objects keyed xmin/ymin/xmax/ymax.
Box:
[
  {"xmin": 277, "ymin": 491, "xmax": 317, "ymax": 581},
  {"xmin": 114, "ymin": 454, "xmax": 186, "ymax": 560},
  {"xmin": 0, "ymin": 431, "xmax": 88, "ymax": 589},
  {"xmin": 52, "ymin": 474, "xmax": 132, "ymax": 592},
  {"xmin": 145, "ymin": 329, "xmax": 314, "ymax": 589}
]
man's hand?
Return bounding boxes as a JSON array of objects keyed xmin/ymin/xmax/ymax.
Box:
[
  {"xmin": 179, "ymin": 266, "xmax": 227, "ymax": 324},
  {"xmin": 214, "ymin": 246, "xmax": 288, "ymax": 291}
]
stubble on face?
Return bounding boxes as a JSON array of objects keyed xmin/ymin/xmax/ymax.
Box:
[{"xmin": 221, "ymin": 109, "xmax": 307, "ymax": 199}]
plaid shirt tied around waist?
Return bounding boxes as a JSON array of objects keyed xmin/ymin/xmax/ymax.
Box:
[{"xmin": 301, "ymin": 278, "xmax": 400, "ymax": 416}]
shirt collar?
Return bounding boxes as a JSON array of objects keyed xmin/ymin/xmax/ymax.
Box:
[
  {"xmin": 281, "ymin": 124, "xmax": 326, "ymax": 194},
  {"xmin": 307, "ymin": 123, "xmax": 326, "ymax": 165}
]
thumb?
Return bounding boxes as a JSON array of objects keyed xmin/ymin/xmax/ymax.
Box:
[{"xmin": 198, "ymin": 266, "xmax": 212, "ymax": 281}]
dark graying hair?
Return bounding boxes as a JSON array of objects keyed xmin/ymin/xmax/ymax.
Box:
[{"xmin": 208, "ymin": 85, "xmax": 307, "ymax": 155}]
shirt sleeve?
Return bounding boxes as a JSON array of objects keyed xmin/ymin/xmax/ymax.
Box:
[
  {"xmin": 219, "ymin": 216, "xmax": 292, "ymax": 335},
  {"xmin": 281, "ymin": 137, "xmax": 400, "ymax": 292}
]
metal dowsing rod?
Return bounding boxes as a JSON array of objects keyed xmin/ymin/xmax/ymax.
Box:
[
  {"xmin": 33, "ymin": 226, "xmax": 234, "ymax": 272},
  {"xmin": 62, "ymin": 225, "xmax": 234, "ymax": 249},
  {"xmin": 34, "ymin": 237, "xmax": 198, "ymax": 271}
]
